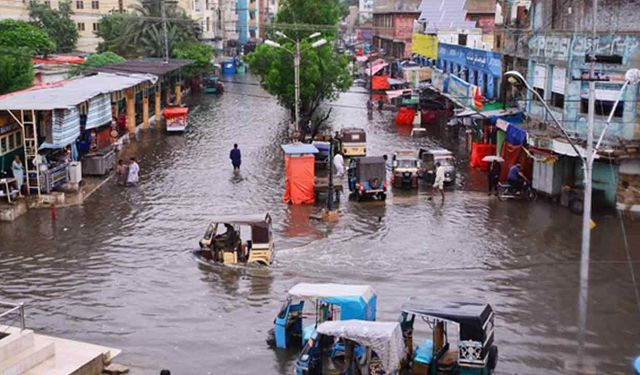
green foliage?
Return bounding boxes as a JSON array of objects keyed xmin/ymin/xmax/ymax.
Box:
[
  {"xmin": 0, "ymin": 48, "xmax": 35, "ymax": 95},
  {"xmin": 96, "ymin": 2, "xmax": 199, "ymax": 59},
  {"xmin": 0, "ymin": 19, "xmax": 56, "ymax": 56},
  {"xmin": 28, "ymin": 1, "xmax": 78, "ymax": 53},
  {"xmin": 172, "ymin": 42, "xmax": 213, "ymax": 77},
  {"xmin": 69, "ymin": 51, "xmax": 125, "ymax": 76},
  {"xmin": 247, "ymin": 0, "xmax": 352, "ymax": 134}
]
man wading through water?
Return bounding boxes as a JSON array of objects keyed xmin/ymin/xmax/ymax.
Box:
[
  {"xmin": 428, "ymin": 162, "xmax": 445, "ymax": 202},
  {"xmin": 230, "ymin": 144, "xmax": 241, "ymax": 172}
]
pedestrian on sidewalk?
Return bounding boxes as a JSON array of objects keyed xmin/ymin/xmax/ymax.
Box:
[
  {"xmin": 11, "ymin": 154, "xmax": 24, "ymax": 197},
  {"xmin": 488, "ymin": 160, "xmax": 501, "ymax": 195},
  {"xmin": 116, "ymin": 159, "xmax": 128, "ymax": 186},
  {"xmin": 127, "ymin": 157, "xmax": 139, "ymax": 186},
  {"xmin": 229, "ymin": 143, "xmax": 241, "ymax": 172},
  {"xmin": 333, "ymin": 152, "xmax": 344, "ymax": 177},
  {"xmin": 428, "ymin": 162, "xmax": 445, "ymax": 202}
]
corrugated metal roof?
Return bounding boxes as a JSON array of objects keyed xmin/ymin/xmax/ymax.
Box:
[
  {"xmin": 418, "ymin": 0, "xmax": 477, "ymax": 32},
  {"xmin": 95, "ymin": 58, "xmax": 193, "ymax": 76},
  {"xmin": 0, "ymin": 73, "xmax": 157, "ymax": 111},
  {"xmin": 281, "ymin": 143, "xmax": 319, "ymax": 154}
]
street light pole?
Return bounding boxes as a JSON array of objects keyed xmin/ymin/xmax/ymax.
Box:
[
  {"xmin": 265, "ymin": 32, "xmax": 326, "ymax": 136},
  {"xmin": 294, "ymin": 41, "xmax": 301, "ymax": 133},
  {"xmin": 161, "ymin": 0, "xmax": 169, "ymax": 64}
]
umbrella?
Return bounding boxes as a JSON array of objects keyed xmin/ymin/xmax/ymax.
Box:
[{"xmin": 482, "ymin": 155, "xmax": 504, "ymax": 163}]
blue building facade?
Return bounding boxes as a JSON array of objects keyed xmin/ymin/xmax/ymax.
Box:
[
  {"xmin": 236, "ymin": 0, "xmax": 249, "ymax": 45},
  {"xmin": 436, "ymin": 43, "xmax": 502, "ymax": 100}
]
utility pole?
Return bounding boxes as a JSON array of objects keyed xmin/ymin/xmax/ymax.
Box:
[
  {"xmin": 161, "ymin": 0, "xmax": 169, "ymax": 64},
  {"xmin": 294, "ymin": 40, "xmax": 301, "ymax": 133}
]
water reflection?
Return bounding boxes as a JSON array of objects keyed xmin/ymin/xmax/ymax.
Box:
[{"xmin": 0, "ymin": 76, "xmax": 638, "ymax": 374}]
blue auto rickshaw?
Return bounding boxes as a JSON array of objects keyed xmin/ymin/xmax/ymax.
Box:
[
  {"xmin": 267, "ymin": 283, "xmax": 377, "ymax": 350},
  {"xmin": 400, "ymin": 299, "xmax": 498, "ymax": 375}
]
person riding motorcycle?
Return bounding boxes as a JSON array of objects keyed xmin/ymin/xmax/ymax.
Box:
[{"xmin": 507, "ymin": 163, "xmax": 529, "ymax": 194}]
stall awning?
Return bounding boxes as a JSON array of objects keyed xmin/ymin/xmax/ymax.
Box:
[
  {"xmin": 0, "ymin": 73, "xmax": 157, "ymax": 111},
  {"xmin": 281, "ymin": 144, "xmax": 319, "ymax": 155}
]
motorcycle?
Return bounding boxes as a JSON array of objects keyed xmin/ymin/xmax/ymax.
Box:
[{"xmin": 497, "ymin": 181, "xmax": 537, "ymax": 201}]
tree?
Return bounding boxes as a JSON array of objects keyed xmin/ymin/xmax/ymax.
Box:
[
  {"xmin": 97, "ymin": 1, "xmax": 200, "ymax": 59},
  {"xmin": 0, "ymin": 48, "xmax": 35, "ymax": 95},
  {"xmin": 29, "ymin": 0, "xmax": 79, "ymax": 53},
  {"xmin": 69, "ymin": 51, "xmax": 126, "ymax": 76},
  {"xmin": 246, "ymin": 0, "xmax": 352, "ymax": 137},
  {"xmin": 172, "ymin": 42, "xmax": 213, "ymax": 77},
  {"xmin": 0, "ymin": 19, "xmax": 56, "ymax": 56}
]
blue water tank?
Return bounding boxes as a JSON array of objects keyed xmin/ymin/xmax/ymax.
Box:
[{"xmin": 223, "ymin": 60, "xmax": 235, "ymax": 75}]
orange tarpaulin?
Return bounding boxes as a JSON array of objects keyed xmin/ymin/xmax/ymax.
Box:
[
  {"xmin": 372, "ymin": 75, "xmax": 390, "ymax": 90},
  {"xmin": 283, "ymin": 155, "xmax": 315, "ymax": 204},
  {"xmin": 470, "ymin": 143, "xmax": 496, "ymax": 171},
  {"xmin": 500, "ymin": 143, "xmax": 533, "ymax": 182},
  {"xmin": 395, "ymin": 107, "xmax": 416, "ymax": 126}
]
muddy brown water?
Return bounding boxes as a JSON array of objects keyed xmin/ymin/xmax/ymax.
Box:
[{"xmin": 1, "ymin": 76, "xmax": 639, "ymax": 374}]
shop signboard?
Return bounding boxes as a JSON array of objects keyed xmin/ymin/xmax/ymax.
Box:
[
  {"xmin": 432, "ymin": 68, "xmax": 445, "ymax": 92},
  {"xmin": 412, "ymin": 33, "xmax": 438, "ymax": 60},
  {"xmin": 448, "ymin": 75, "xmax": 470, "ymax": 107}
]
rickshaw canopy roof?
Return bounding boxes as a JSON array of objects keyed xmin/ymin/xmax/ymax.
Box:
[
  {"xmin": 287, "ymin": 283, "xmax": 377, "ymax": 320},
  {"xmin": 422, "ymin": 148, "xmax": 453, "ymax": 157},
  {"xmin": 401, "ymin": 299, "xmax": 493, "ymax": 342},
  {"xmin": 357, "ymin": 156, "xmax": 385, "ymax": 165},
  {"xmin": 340, "ymin": 127, "xmax": 366, "ymax": 135},
  {"xmin": 208, "ymin": 213, "xmax": 272, "ymax": 228},
  {"xmin": 288, "ymin": 283, "xmax": 375, "ymax": 301},
  {"xmin": 315, "ymin": 320, "xmax": 405, "ymax": 372}
]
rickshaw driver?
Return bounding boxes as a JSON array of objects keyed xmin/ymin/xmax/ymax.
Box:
[{"xmin": 507, "ymin": 163, "xmax": 529, "ymax": 194}]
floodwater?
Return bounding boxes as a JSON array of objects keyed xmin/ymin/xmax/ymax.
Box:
[{"xmin": 1, "ymin": 75, "xmax": 639, "ymax": 374}]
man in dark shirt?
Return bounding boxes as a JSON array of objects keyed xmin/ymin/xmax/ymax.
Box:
[
  {"xmin": 507, "ymin": 163, "xmax": 528, "ymax": 192},
  {"xmin": 229, "ymin": 143, "xmax": 241, "ymax": 171}
]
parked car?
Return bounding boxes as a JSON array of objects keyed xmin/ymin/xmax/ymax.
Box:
[
  {"xmin": 391, "ymin": 150, "xmax": 420, "ymax": 189},
  {"xmin": 419, "ymin": 148, "xmax": 456, "ymax": 185},
  {"xmin": 347, "ymin": 156, "xmax": 387, "ymax": 201}
]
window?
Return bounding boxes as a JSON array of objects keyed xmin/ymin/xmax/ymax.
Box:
[
  {"xmin": 76, "ymin": 0, "xmax": 83, "ymax": 8},
  {"xmin": 249, "ymin": 12, "xmax": 255, "ymax": 20},
  {"xmin": 581, "ymin": 99, "xmax": 624, "ymax": 118},
  {"xmin": 0, "ymin": 138, "xmax": 6, "ymax": 155},
  {"xmin": 458, "ymin": 33, "xmax": 467, "ymax": 46},
  {"xmin": 205, "ymin": 17, "xmax": 210, "ymax": 31},
  {"xmin": 92, "ymin": 23, "xmax": 99, "ymax": 31},
  {"xmin": 8, "ymin": 134, "xmax": 14, "ymax": 150},
  {"xmin": 77, "ymin": 22, "xmax": 85, "ymax": 31},
  {"xmin": 91, "ymin": 0, "xmax": 99, "ymax": 8},
  {"xmin": 249, "ymin": 30, "xmax": 256, "ymax": 38},
  {"xmin": 15, "ymin": 132, "xmax": 22, "ymax": 147},
  {"xmin": 551, "ymin": 92, "xmax": 564, "ymax": 108},
  {"xmin": 534, "ymin": 87, "xmax": 545, "ymax": 99}
]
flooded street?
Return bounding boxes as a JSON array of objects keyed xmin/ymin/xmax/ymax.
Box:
[{"xmin": 1, "ymin": 76, "xmax": 639, "ymax": 374}]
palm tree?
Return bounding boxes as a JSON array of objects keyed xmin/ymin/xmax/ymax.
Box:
[{"xmin": 115, "ymin": 0, "xmax": 200, "ymax": 58}]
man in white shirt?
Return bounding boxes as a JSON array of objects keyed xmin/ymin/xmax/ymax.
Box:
[
  {"xmin": 333, "ymin": 152, "xmax": 344, "ymax": 177},
  {"xmin": 428, "ymin": 162, "xmax": 445, "ymax": 201},
  {"xmin": 127, "ymin": 157, "xmax": 140, "ymax": 186}
]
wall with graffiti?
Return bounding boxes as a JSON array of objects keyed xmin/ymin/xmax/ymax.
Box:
[{"xmin": 526, "ymin": 32, "xmax": 640, "ymax": 142}]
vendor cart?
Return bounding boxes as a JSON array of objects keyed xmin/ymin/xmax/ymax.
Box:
[{"xmin": 164, "ymin": 107, "xmax": 189, "ymax": 133}]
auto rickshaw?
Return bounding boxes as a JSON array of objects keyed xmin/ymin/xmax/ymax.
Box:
[
  {"xmin": 267, "ymin": 283, "xmax": 377, "ymax": 350},
  {"xmin": 400, "ymin": 299, "xmax": 498, "ymax": 375},
  {"xmin": 336, "ymin": 128, "xmax": 367, "ymax": 157},
  {"xmin": 203, "ymin": 75, "xmax": 224, "ymax": 94},
  {"xmin": 419, "ymin": 148, "xmax": 456, "ymax": 185},
  {"xmin": 347, "ymin": 156, "xmax": 387, "ymax": 201},
  {"xmin": 295, "ymin": 320, "xmax": 405, "ymax": 375},
  {"xmin": 391, "ymin": 150, "xmax": 420, "ymax": 189},
  {"xmin": 196, "ymin": 213, "xmax": 274, "ymax": 266}
]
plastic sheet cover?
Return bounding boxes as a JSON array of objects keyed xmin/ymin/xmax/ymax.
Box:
[
  {"xmin": 316, "ymin": 321, "xmax": 405, "ymax": 372},
  {"xmin": 283, "ymin": 155, "xmax": 315, "ymax": 204}
]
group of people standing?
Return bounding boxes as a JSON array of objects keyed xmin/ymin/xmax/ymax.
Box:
[{"xmin": 115, "ymin": 157, "xmax": 140, "ymax": 187}]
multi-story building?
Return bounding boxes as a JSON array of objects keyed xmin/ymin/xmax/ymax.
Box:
[
  {"xmin": 358, "ymin": 0, "xmax": 373, "ymax": 24},
  {"xmin": 464, "ymin": 0, "xmax": 497, "ymax": 47},
  {"xmin": 0, "ymin": 0, "xmax": 126, "ymax": 52},
  {"xmin": 258, "ymin": 0, "xmax": 276, "ymax": 39},
  {"xmin": 496, "ymin": 0, "xmax": 640, "ymax": 211},
  {"xmin": 372, "ymin": 0, "xmax": 421, "ymax": 59}
]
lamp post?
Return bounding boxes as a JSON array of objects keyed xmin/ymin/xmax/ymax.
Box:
[
  {"xmin": 264, "ymin": 32, "xmax": 327, "ymax": 134},
  {"xmin": 505, "ymin": 67, "xmax": 640, "ymax": 368}
]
